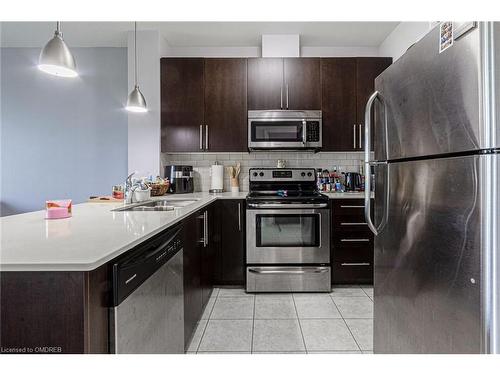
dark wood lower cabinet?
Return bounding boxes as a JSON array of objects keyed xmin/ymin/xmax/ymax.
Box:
[
  {"xmin": 0, "ymin": 266, "xmax": 109, "ymax": 354},
  {"xmin": 217, "ymin": 200, "xmax": 245, "ymax": 285},
  {"xmin": 182, "ymin": 211, "xmax": 204, "ymax": 350},
  {"xmin": 331, "ymin": 199, "xmax": 374, "ymax": 285}
]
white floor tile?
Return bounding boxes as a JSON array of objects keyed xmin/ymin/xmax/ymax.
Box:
[
  {"xmin": 293, "ymin": 295, "xmax": 342, "ymax": 319},
  {"xmin": 198, "ymin": 320, "xmax": 253, "ymax": 352},
  {"xmin": 210, "ymin": 296, "xmax": 254, "ymax": 319},
  {"xmin": 218, "ymin": 288, "xmax": 251, "ymax": 297},
  {"xmin": 255, "ymin": 295, "xmax": 297, "ymax": 319},
  {"xmin": 300, "ymin": 319, "xmax": 359, "ymax": 351},
  {"xmin": 330, "ymin": 286, "xmax": 368, "ymax": 297},
  {"xmin": 252, "ymin": 319, "xmax": 305, "ymax": 352},
  {"xmin": 332, "ymin": 296, "xmax": 373, "ymax": 319},
  {"xmin": 345, "ymin": 319, "xmax": 373, "ymax": 351},
  {"xmin": 186, "ymin": 319, "xmax": 208, "ymax": 352}
]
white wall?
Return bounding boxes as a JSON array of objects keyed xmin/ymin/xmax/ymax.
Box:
[
  {"xmin": 378, "ymin": 22, "xmax": 433, "ymax": 62},
  {"xmin": 127, "ymin": 30, "xmax": 161, "ymax": 177},
  {"xmin": 161, "ymin": 40, "xmax": 380, "ymax": 58}
]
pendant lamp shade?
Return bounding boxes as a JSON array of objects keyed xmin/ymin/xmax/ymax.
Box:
[
  {"xmin": 126, "ymin": 85, "xmax": 148, "ymax": 113},
  {"xmin": 38, "ymin": 22, "xmax": 77, "ymax": 78},
  {"xmin": 126, "ymin": 22, "xmax": 147, "ymax": 113}
]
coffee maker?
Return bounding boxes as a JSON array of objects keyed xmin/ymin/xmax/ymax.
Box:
[{"xmin": 164, "ymin": 165, "xmax": 194, "ymax": 194}]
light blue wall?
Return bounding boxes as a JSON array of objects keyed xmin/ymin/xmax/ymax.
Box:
[{"xmin": 0, "ymin": 47, "xmax": 128, "ymax": 216}]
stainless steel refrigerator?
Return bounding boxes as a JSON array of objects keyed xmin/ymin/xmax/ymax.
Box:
[{"xmin": 363, "ymin": 22, "xmax": 499, "ymax": 354}]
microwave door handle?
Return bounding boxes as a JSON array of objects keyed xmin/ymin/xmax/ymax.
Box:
[{"xmin": 302, "ymin": 120, "xmax": 307, "ymax": 146}]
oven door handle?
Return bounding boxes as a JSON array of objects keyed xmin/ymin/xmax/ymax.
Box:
[
  {"xmin": 247, "ymin": 203, "xmax": 328, "ymax": 209},
  {"xmin": 248, "ymin": 267, "xmax": 329, "ymax": 275}
]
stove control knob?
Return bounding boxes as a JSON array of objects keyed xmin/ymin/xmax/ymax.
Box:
[
  {"xmin": 307, "ymin": 172, "xmax": 313, "ymax": 177},
  {"xmin": 253, "ymin": 172, "xmax": 258, "ymax": 177},
  {"xmin": 259, "ymin": 172, "xmax": 264, "ymax": 177},
  {"xmin": 301, "ymin": 172, "xmax": 306, "ymax": 177}
]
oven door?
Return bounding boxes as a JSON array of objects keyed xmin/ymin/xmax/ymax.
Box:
[
  {"xmin": 246, "ymin": 208, "xmax": 330, "ymax": 264},
  {"xmin": 248, "ymin": 119, "xmax": 306, "ymax": 149}
]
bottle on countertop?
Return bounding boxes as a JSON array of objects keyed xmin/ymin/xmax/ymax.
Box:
[{"xmin": 316, "ymin": 169, "xmax": 323, "ymax": 191}]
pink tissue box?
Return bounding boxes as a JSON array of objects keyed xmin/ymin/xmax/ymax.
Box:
[{"xmin": 45, "ymin": 200, "xmax": 72, "ymax": 219}]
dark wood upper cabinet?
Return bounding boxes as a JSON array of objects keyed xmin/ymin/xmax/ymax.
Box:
[
  {"xmin": 247, "ymin": 58, "xmax": 283, "ymax": 110},
  {"xmin": 204, "ymin": 59, "xmax": 248, "ymax": 151},
  {"xmin": 321, "ymin": 58, "xmax": 357, "ymax": 151},
  {"xmin": 356, "ymin": 57, "xmax": 392, "ymax": 127},
  {"xmin": 248, "ymin": 58, "xmax": 321, "ymax": 110},
  {"xmin": 320, "ymin": 57, "xmax": 392, "ymax": 152},
  {"xmin": 161, "ymin": 58, "xmax": 204, "ymax": 152},
  {"xmin": 284, "ymin": 58, "xmax": 321, "ymax": 110}
]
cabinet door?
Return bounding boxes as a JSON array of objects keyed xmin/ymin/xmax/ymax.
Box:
[
  {"xmin": 284, "ymin": 58, "xmax": 321, "ymax": 110},
  {"xmin": 321, "ymin": 58, "xmax": 357, "ymax": 151},
  {"xmin": 204, "ymin": 59, "xmax": 248, "ymax": 151},
  {"xmin": 161, "ymin": 58, "xmax": 204, "ymax": 152},
  {"xmin": 183, "ymin": 212, "xmax": 203, "ymax": 349},
  {"xmin": 356, "ymin": 57, "xmax": 392, "ymax": 150},
  {"xmin": 219, "ymin": 200, "xmax": 245, "ymax": 284},
  {"xmin": 247, "ymin": 58, "xmax": 284, "ymax": 110}
]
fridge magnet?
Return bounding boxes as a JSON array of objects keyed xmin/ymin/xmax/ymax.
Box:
[{"xmin": 439, "ymin": 21, "xmax": 453, "ymax": 53}]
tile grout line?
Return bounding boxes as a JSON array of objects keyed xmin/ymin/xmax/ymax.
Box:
[
  {"xmin": 195, "ymin": 291, "xmax": 218, "ymax": 353},
  {"xmin": 291, "ymin": 294, "xmax": 308, "ymax": 354},
  {"xmin": 329, "ymin": 295, "xmax": 363, "ymax": 352}
]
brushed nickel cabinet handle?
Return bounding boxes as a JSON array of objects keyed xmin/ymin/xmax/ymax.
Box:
[
  {"xmin": 205, "ymin": 125, "xmax": 209, "ymax": 150},
  {"xmin": 353, "ymin": 124, "xmax": 356, "ymax": 149},
  {"xmin": 199, "ymin": 125, "xmax": 203, "ymax": 150},
  {"xmin": 286, "ymin": 83, "xmax": 289, "ymax": 109},
  {"xmin": 280, "ymin": 85, "xmax": 283, "ymax": 109},
  {"xmin": 340, "ymin": 239, "xmax": 370, "ymax": 242},
  {"xmin": 359, "ymin": 124, "xmax": 363, "ymax": 149},
  {"xmin": 340, "ymin": 205, "xmax": 364, "ymax": 208},
  {"xmin": 341, "ymin": 262, "xmax": 370, "ymax": 266},
  {"xmin": 238, "ymin": 203, "xmax": 241, "ymax": 232},
  {"xmin": 340, "ymin": 222, "xmax": 367, "ymax": 226}
]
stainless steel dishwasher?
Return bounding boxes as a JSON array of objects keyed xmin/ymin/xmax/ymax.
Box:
[{"xmin": 110, "ymin": 224, "xmax": 184, "ymax": 354}]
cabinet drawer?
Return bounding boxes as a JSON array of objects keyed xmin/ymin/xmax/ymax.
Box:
[
  {"xmin": 332, "ymin": 230, "xmax": 373, "ymax": 245},
  {"xmin": 333, "ymin": 219, "xmax": 370, "ymax": 232},
  {"xmin": 332, "ymin": 243, "xmax": 373, "ymax": 262},
  {"xmin": 332, "ymin": 199, "xmax": 366, "ymax": 217},
  {"xmin": 332, "ymin": 261, "xmax": 373, "ymax": 284}
]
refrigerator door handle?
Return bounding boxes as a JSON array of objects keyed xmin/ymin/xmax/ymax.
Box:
[{"xmin": 364, "ymin": 91, "xmax": 389, "ymax": 235}]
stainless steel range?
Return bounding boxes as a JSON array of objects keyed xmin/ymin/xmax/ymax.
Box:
[{"xmin": 246, "ymin": 168, "xmax": 330, "ymax": 292}]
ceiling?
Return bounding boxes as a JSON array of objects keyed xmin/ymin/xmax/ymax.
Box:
[{"xmin": 0, "ymin": 22, "xmax": 399, "ymax": 48}]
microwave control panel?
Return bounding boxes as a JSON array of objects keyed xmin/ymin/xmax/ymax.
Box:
[{"xmin": 306, "ymin": 121, "xmax": 320, "ymax": 142}]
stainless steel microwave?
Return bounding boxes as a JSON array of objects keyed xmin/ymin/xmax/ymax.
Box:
[{"xmin": 248, "ymin": 110, "xmax": 322, "ymax": 151}]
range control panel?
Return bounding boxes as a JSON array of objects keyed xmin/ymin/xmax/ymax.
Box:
[{"xmin": 249, "ymin": 168, "xmax": 316, "ymax": 182}]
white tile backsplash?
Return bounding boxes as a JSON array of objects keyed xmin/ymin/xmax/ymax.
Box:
[{"xmin": 161, "ymin": 152, "xmax": 365, "ymax": 192}]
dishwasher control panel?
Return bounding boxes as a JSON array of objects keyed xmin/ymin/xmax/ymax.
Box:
[{"xmin": 112, "ymin": 224, "xmax": 183, "ymax": 306}]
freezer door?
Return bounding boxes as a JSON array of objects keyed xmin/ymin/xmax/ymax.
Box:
[
  {"xmin": 373, "ymin": 155, "xmax": 484, "ymax": 353},
  {"xmin": 373, "ymin": 23, "xmax": 488, "ymax": 161}
]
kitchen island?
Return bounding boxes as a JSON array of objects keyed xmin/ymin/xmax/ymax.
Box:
[{"xmin": 0, "ymin": 190, "xmax": 370, "ymax": 354}]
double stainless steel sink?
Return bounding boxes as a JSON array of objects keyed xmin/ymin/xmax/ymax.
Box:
[{"xmin": 113, "ymin": 199, "xmax": 199, "ymax": 212}]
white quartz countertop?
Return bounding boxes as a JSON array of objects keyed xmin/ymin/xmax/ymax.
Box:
[
  {"xmin": 0, "ymin": 191, "xmax": 370, "ymax": 272},
  {"xmin": 0, "ymin": 192, "xmax": 246, "ymax": 272}
]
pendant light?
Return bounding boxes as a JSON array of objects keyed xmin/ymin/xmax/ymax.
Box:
[
  {"xmin": 126, "ymin": 22, "xmax": 148, "ymax": 113},
  {"xmin": 38, "ymin": 22, "xmax": 77, "ymax": 78}
]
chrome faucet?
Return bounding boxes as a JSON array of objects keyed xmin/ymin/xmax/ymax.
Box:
[{"xmin": 124, "ymin": 172, "xmax": 137, "ymax": 204}]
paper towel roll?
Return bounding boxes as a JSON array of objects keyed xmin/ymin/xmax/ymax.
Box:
[{"xmin": 210, "ymin": 164, "xmax": 224, "ymax": 191}]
